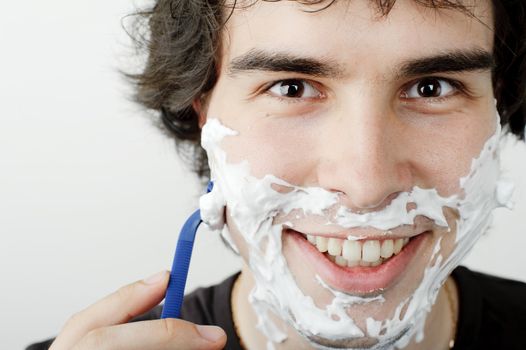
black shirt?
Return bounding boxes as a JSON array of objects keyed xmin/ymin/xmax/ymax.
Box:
[{"xmin": 26, "ymin": 266, "xmax": 526, "ymax": 350}]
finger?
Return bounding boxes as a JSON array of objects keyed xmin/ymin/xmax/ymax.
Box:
[
  {"xmin": 73, "ymin": 319, "xmax": 226, "ymax": 350},
  {"xmin": 51, "ymin": 270, "xmax": 169, "ymax": 350}
]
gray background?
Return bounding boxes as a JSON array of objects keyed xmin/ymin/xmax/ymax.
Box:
[{"xmin": 1, "ymin": 1, "xmax": 524, "ymax": 348}]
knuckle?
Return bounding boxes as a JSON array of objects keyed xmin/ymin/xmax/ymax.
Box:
[
  {"xmin": 159, "ymin": 318, "xmax": 181, "ymax": 339},
  {"xmin": 64, "ymin": 311, "xmax": 84, "ymax": 329},
  {"xmin": 78, "ymin": 328, "xmax": 107, "ymax": 350},
  {"xmin": 114, "ymin": 282, "xmax": 137, "ymax": 301},
  {"xmin": 114, "ymin": 285, "xmax": 132, "ymax": 301}
]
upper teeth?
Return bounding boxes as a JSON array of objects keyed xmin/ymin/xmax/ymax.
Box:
[{"xmin": 306, "ymin": 235, "xmax": 410, "ymax": 267}]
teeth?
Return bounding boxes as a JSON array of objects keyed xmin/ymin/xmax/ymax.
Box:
[
  {"xmin": 362, "ymin": 240, "xmax": 381, "ymax": 262},
  {"xmin": 342, "ymin": 240, "xmax": 362, "ymax": 262},
  {"xmin": 347, "ymin": 260, "xmax": 360, "ymax": 267},
  {"xmin": 316, "ymin": 236, "xmax": 329, "ymax": 253},
  {"xmin": 328, "ymin": 238, "xmax": 343, "ymax": 256},
  {"xmin": 380, "ymin": 239, "xmax": 394, "ymax": 258},
  {"xmin": 371, "ymin": 259, "xmax": 382, "ymax": 267},
  {"xmin": 304, "ymin": 234, "xmax": 412, "ymax": 267},
  {"xmin": 393, "ymin": 238, "xmax": 404, "ymax": 255},
  {"xmin": 335, "ymin": 256, "xmax": 347, "ymax": 267}
]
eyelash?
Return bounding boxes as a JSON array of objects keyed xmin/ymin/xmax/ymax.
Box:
[
  {"xmin": 400, "ymin": 77, "xmax": 471, "ymax": 102},
  {"xmin": 262, "ymin": 77, "xmax": 472, "ymax": 103},
  {"xmin": 262, "ymin": 79, "xmax": 324, "ymax": 104}
]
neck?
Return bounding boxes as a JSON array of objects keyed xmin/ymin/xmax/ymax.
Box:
[
  {"xmin": 231, "ymin": 264, "xmax": 458, "ymax": 350},
  {"xmin": 403, "ymin": 277, "xmax": 458, "ymax": 350}
]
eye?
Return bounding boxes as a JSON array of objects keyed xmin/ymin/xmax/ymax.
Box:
[
  {"xmin": 268, "ymin": 79, "xmax": 321, "ymax": 99},
  {"xmin": 403, "ymin": 77, "xmax": 456, "ymax": 99}
]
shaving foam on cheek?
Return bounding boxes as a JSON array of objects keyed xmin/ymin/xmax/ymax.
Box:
[{"xmin": 199, "ymin": 114, "xmax": 512, "ymax": 350}]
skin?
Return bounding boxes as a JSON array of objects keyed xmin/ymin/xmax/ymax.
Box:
[
  {"xmin": 52, "ymin": 0, "xmax": 494, "ymax": 349},
  {"xmin": 50, "ymin": 271, "xmax": 226, "ymax": 350},
  {"xmin": 199, "ymin": 0, "xmax": 494, "ymax": 349}
]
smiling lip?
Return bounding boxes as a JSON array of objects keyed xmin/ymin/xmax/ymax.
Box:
[{"xmin": 286, "ymin": 230, "xmax": 429, "ymax": 294}]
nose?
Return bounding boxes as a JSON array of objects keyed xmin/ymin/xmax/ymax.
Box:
[{"xmin": 316, "ymin": 98, "xmax": 413, "ymax": 211}]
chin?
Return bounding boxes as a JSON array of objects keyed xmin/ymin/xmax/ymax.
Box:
[
  {"xmin": 276, "ymin": 225, "xmax": 454, "ymax": 347},
  {"xmin": 299, "ymin": 326, "xmax": 410, "ymax": 350}
]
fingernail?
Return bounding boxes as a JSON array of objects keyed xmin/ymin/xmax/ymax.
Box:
[
  {"xmin": 196, "ymin": 325, "xmax": 225, "ymax": 342},
  {"xmin": 143, "ymin": 271, "xmax": 166, "ymax": 285}
]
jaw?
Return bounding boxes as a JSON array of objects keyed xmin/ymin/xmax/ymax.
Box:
[
  {"xmin": 275, "ymin": 222, "xmax": 454, "ymax": 337},
  {"xmin": 234, "ymin": 229, "xmax": 458, "ymax": 350}
]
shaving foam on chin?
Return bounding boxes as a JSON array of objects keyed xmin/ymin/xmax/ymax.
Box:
[{"xmin": 199, "ymin": 113, "xmax": 513, "ymax": 350}]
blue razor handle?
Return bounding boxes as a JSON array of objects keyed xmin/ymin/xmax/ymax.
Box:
[{"xmin": 161, "ymin": 181, "xmax": 213, "ymax": 319}]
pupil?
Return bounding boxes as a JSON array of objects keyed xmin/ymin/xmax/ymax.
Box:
[
  {"xmin": 280, "ymin": 80, "xmax": 303, "ymax": 97},
  {"xmin": 418, "ymin": 78, "xmax": 441, "ymax": 98}
]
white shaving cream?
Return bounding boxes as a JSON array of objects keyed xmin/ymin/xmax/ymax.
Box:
[{"xmin": 199, "ymin": 111, "xmax": 513, "ymax": 349}]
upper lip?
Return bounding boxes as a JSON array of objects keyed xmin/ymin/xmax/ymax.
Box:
[
  {"xmin": 286, "ymin": 228, "xmax": 426, "ymax": 241},
  {"xmin": 283, "ymin": 217, "xmax": 435, "ymax": 241}
]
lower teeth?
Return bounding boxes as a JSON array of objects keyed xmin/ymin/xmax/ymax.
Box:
[{"xmin": 327, "ymin": 253, "xmax": 386, "ymax": 267}]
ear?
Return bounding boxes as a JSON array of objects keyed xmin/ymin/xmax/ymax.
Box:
[{"xmin": 192, "ymin": 97, "xmax": 207, "ymax": 129}]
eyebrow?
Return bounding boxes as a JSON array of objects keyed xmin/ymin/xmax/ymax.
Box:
[
  {"xmin": 398, "ymin": 48, "xmax": 495, "ymax": 77},
  {"xmin": 228, "ymin": 48, "xmax": 494, "ymax": 79},
  {"xmin": 228, "ymin": 49, "xmax": 345, "ymax": 78}
]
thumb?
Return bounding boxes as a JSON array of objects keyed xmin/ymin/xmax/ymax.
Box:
[
  {"xmin": 88, "ymin": 270, "xmax": 170, "ymax": 325},
  {"xmin": 52, "ymin": 270, "xmax": 170, "ymax": 349}
]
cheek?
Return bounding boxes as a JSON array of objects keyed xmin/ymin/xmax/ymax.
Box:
[
  {"xmin": 212, "ymin": 99, "xmax": 496, "ymax": 197},
  {"xmin": 219, "ymin": 122, "xmax": 494, "ymax": 198},
  {"xmin": 408, "ymin": 140, "xmax": 469, "ymax": 196},
  {"xmin": 206, "ymin": 80, "xmax": 314, "ymax": 182},
  {"xmin": 405, "ymin": 117, "xmax": 495, "ymax": 196},
  {"xmin": 225, "ymin": 207, "xmax": 257, "ymax": 262},
  {"xmin": 220, "ymin": 119, "xmax": 320, "ymax": 181}
]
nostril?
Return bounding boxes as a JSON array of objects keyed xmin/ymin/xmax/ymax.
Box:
[
  {"xmin": 406, "ymin": 202, "xmax": 417, "ymax": 211},
  {"xmin": 336, "ymin": 190, "xmax": 404, "ymax": 213}
]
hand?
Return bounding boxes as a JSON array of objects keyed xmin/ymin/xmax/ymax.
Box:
[{"xmin": 50, "ymin": 271, "xmax": 227, "ymax": 350}]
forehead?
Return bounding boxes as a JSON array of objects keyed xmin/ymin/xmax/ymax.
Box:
[{"xmin": 221, "ymin": 0, "xmax": 494, "ymax": 73}]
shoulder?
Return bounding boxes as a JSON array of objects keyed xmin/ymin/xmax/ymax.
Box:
[
  {"xmin": 180, "ymin": 272, "xmax": 244, "ymax": 350},
  {"xmin": 180, "ymin": 272, "xmax": 240, "ymax": 325},
  {"xmin": 25, "ymin": 339, "xmax": 54, "ymax": 350},
  {"xmin": 453, "ymin": 266, "xmax": 526, "ymax": 350},
  {"xmin": 454, "ymin": 265, "xmax": 526, "ymax": 312}
]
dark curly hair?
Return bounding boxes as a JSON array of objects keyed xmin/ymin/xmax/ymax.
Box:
[{"xmin": 126, "ymin": 0, "xmax": 526, "ymax": 180}]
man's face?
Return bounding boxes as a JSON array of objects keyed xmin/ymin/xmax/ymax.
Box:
[{"xmin": 201, "ymin": 0, "xmax": 495, "ymax": 347}]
